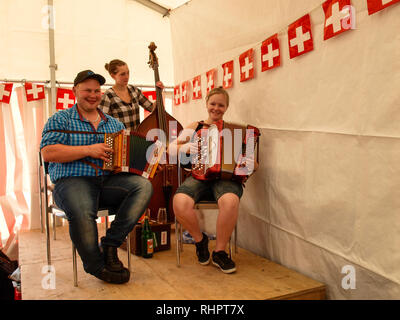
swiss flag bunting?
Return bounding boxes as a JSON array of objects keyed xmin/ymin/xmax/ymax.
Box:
[
  {"xmin": 192, "ymin": 76, "xmax": 202, "ymax": 100},
  {"xmin": 181, "ymin": 81, "xmax": 189, "ymax": 103},
  {"xmin": 56, "ymin": 88, "xmax": 75, "ymax": 110},
  {"xmin": 222, "ymin": 60, "xmax": 234, "ymax": 89},
  {"xmin": 170, "ymin": 2, "xmax": 396, "ymax": 107},
  {"xmin": 323, "ymin": 0, "xmax": 352, "ymax": 40},
  {"xmin": 206, "ymin": 69, "xmax": 216, "ymax": 94},
  {"xmin": 261, "ymin": 34, "xmax": 281, "ymax": 72},
  {"xmin": 367, "ymin": 0, "xmax": 400, "ymax": 15},
  {"xmin": 25, "ymin": 82, "xmax": 45, "ymax": 101},
  {"xmin": 288, "ymin": 14, "xmax": 314, "ymax": 59},
  {"xmin": 0, "ymin": 83, "xmax": 13, "ymax": 104},
  {"xmin": 174, "ymin": 85, "xmax": 180, "ymax": 106},
  {"xmin": 239, "ymin": 49, "xmax": 255, "ymax": 82}
]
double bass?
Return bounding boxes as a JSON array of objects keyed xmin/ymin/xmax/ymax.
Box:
[{"xmin": 136, "ymin": 42, "xmax": 183, "ymax": 222}]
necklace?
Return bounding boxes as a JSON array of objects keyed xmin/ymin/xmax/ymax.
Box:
[{"xmin": 87, "ymin": 113, "xmax": 100, "ymax": 123}]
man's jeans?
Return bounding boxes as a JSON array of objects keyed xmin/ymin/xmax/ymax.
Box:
[{"xmin": 53, "ymin": 173, "xmax": 153, "ymax": 276}]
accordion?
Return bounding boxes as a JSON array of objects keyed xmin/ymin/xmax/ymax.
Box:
[
  {"xmin": 102, "ymin": 130, "xmax": 164, "ymax": 180},
  {"xmin": 191, "ymin": 120, "xmax": 260, "ymax": 183}
]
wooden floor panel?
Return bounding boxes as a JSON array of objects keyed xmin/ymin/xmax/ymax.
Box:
[{"xmin": 19, "ymin": 226, "xmax": 325, "ymax": 300}]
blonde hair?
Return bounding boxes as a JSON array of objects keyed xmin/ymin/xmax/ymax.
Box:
[
  {"xmin": 104, "ymin": 59, "xmax": 127, "ymax": 75},
  {"xmin": 206, "ymin": 86, "xmax": 229, "ymax": 106}
]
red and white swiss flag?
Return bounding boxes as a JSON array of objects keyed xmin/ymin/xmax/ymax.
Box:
[
  {"xmin": 25, "ymin": 82, "xmax": 45, "ymax": 101},
  {"xmin": 0, "ymin": 83, "xmax": 13, "ymax": 104},
  {"xmin": 288, "ymin": 14, "xmax": 314, "ymax": 59},
  {"xmin": 239, "ymin": 49, "xmax": 254, "ymax": 82},
  {"xmin": 192, "ymin": 75, "xmax": 202, "ymax": 100},
  {"xmin": 56, "ymin": 88, "xmax": 75, "ymax": 110},
  {"xmin": 143, "ymin": 90, "xmax": 156, "ymax": 117},
  {"xmin": 174, "ymin": 85, "xmax": 181, "ymax": 106},
  {"xmin": 367, "ymin": 0, "xmax": 400, "ymax": 15},
  {"xmin": 222, "ymin": 60, "xmax": 234, "ymax": 89},
  {"xmin": 261, "ymin": 34, "xmax": 280, "ymax": 72},
  {"xmin": 323, "ymin": 0, "xmax": 352, "ymax": 40},
  {"xmin": 206, "ymin": 69, "xmax": 216, "ymax": 95}
]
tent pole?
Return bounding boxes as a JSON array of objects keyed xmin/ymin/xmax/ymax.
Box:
[{"xmin": 47, "ymin": 0, "xmax": 57, "ymax": 118}]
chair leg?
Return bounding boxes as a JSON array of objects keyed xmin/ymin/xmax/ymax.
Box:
[
  {"xmin": 45, "ymin": 209, "xmax": 51, "ymax": 267},
  {"xmin": 175, "ymin": 220, "xmax": 181, "ymax": 267},
  {"xmin": 52, "ymin": 214, "xmax": 57, "ymax": 240},
  {"xmin": 72, "ymin": 244, "xmax": 78, "ymax": 287},
  {"xmin": 234, "ymin": 224, "xmax": 238, "ymax": 254},
  {"xmin": 127, "ymin": 233, "xmax": 131, "ymax": 271},
  {"xmin": 228, "ymin": 236, "xmax": 232, "ymax": 259}
]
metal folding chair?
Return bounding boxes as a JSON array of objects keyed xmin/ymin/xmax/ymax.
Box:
[{"xmin": 38, "ymin": 151, "xmax": 131, "ymax": 287}]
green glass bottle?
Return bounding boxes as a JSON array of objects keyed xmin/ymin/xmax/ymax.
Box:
[{"xmin": 141, "ymin": 216, "xmax": 154, "ymax": 258}]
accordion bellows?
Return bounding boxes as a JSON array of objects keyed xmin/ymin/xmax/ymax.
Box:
[{"xmin": 102, "ymin": 131, "xmax": 164, "ymax": 180}]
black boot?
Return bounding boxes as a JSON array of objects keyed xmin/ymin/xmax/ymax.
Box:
[
  {"xmin": 101, "ymin": 237, "xmax": 124, "ymax": 272},
  {"xmin": 95, "ymin": 267, "xmax": 130, "ymax": 284}
]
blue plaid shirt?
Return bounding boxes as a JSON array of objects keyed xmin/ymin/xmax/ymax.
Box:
[{"xmin": 40, "ymin": 104, "xmax": 125, "ymax": 183}]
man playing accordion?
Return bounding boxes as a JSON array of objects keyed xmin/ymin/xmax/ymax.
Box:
[{"xmin": 40, "ymin": 70, "xmax": 153, "ymax": 284}]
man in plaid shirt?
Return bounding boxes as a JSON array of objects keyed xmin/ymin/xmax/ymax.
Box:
[{"xmin": 40, "ymin": 70, "xmax": 153, "ymax": 284}]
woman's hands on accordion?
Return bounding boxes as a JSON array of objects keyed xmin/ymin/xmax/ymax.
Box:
[{"xmin": 87, "ymin": 143, "xmax": 114, "ymax": 162}]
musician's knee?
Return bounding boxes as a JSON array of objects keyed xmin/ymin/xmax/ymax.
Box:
[
  {"xmin": 173, "ymin": 193, "xmax": 195, "ymax": 215},
  {"xmin": 217, "ymin": 193, "xmax": 240, "ymax": 212}
]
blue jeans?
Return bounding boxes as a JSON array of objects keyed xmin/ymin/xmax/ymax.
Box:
[{"xmin": 53, "ymin": 173, "xmax": 153, "ymax": 276}]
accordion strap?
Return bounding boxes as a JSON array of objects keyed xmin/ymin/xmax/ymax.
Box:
[{"xmin": 48, "ymin": 129, "xmax": 104, "ymax": 135}]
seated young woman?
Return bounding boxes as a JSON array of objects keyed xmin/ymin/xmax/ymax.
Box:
[{"xmin": 168, "ymin": 87, "xmax": 257, "ymax": 274}]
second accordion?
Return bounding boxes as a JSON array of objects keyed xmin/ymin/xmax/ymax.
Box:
[
  {"xmin": 102, "ymin": 130, "xmax": 164, "ymax": 180},
  {"xmin": 191, "ymin": 120, "xmax": 260, "ymax": 183}
]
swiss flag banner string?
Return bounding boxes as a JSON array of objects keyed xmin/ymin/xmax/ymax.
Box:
[
  {"xmin": 0, "ymin": 83, "xmax": 13, "ymax": 104},
  {"xmin": 56, "ymin": 88, "xmax": 75, "ymax": 110},
  {"xmin": 171, "ymin": 0, "xmax": 397, "ymax": 106},
  {"xmin": 24, "ymin": 82, "xmax": 45, "ymax": 102},
  {"xmin": 367, "ymin": 0, "xmax": 400, "ymax": 15}
]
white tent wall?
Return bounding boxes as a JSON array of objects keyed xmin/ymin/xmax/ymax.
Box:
[
  {"xmin": 0, "ymin": 0, "xmax": 174, "ymax": 86},
  {"xmin": 169, "ymin": 0, "xmax": 400, "ymax": 299}
]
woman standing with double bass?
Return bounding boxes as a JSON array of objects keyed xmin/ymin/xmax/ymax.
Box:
[
  {"xmin": 101, "ymin": 46, "xmax": 183, "ymax": 222},
  {"xmin": 99, "ymin": 59, "xmax": 164, "ymax": 131}
]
